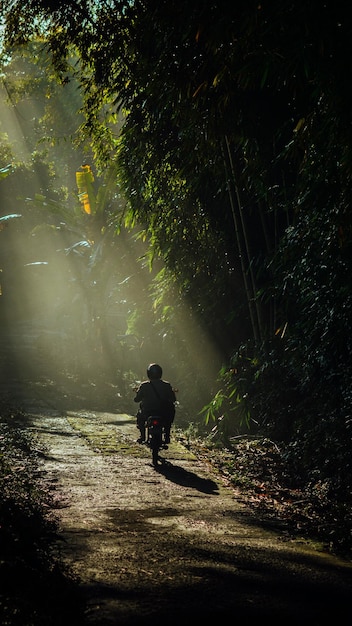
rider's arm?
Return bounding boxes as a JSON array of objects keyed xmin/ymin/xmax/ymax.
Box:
[
  {"xmin": 134, "ymin": 381, "xmax": 146, "ymax": 403},
  {"xmin": 134, "ymin": 386, "xmax": 142, "ymax": 402}
]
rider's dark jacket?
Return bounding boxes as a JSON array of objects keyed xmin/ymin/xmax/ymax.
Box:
[{"xmin": 134, "ymin": 379, "xmax": 176, "ymax": 420}]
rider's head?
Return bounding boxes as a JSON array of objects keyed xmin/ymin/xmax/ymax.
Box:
[{"xmin": 147, "ymin": 363, "xmax": 162, "ymax": 380}]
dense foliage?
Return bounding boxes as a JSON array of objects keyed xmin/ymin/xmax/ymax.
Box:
[{"xmin": 1, "ymin": 1, "xmax": 352, "ymax": 500}]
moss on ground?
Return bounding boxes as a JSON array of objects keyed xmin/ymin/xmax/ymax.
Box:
[{"xmin": 66, "ymin": 411, "xmax": 196, "ymax": 461}]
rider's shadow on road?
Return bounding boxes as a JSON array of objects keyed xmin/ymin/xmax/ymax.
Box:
[{"xmin": 157, "ymin": 462, "xmax": 219, "ymax": 494}]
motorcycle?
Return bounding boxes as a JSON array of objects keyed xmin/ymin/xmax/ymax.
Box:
[{"xmin": 146, "ymin": 415, "xmax": 168, "ymax": 467}]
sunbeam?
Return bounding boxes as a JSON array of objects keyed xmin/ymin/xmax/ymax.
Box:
[{"xmin": 0, "ymin": 59, "xmax": 224, "ymax": 425}]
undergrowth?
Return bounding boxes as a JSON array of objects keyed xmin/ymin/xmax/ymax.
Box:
[
  {"xmin": 0, "ymin": 410, "xmax": 84, "ymax": 626},
  {"xmin": 182, "ymin": 432, "xmax": 352, "ymax": 560}
]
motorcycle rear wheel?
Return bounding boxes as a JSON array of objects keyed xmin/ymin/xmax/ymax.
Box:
[{"xmin": 152, "ymin": 446, "xmax": 159, "ymax": 467}]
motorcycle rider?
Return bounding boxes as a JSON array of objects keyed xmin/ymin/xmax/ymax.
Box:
[{"xmin": 134, "ymin": 363, "xmax": 176, "ymax": 444}]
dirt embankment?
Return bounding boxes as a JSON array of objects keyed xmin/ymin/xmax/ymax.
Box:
[{"xmin": 24, "ymin": 407, "xmax": 352, "ymax": 626}]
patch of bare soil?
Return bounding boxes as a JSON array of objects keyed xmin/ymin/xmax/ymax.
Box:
[{"xmin": 23, "ymin": 407, "xmax": 352, "ymax": 625}]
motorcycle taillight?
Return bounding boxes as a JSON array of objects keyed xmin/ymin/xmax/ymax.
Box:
[{"xmin": 151, "ymin": 419, "xmax": 159, "ymax": 426}]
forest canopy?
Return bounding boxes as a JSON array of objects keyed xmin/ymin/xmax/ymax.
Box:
[{"xmin": 1, "ymin": 1, "xmax": 352, "ymax": 496}]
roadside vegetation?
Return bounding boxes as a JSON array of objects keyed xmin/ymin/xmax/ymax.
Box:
[
  {"xmin": 190, "ymin": 434, "xmax": 352, "ymax": 559},
  {"xmin": 0, "ymin": 408, "xmax": 84, "ymax": 626}
]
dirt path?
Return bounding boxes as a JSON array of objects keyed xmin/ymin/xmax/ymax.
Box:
[{"xmin": 27, "ymin": 408, "xmax": 352, "ymax": 625}]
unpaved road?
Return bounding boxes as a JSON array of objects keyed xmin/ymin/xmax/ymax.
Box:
[{"xmin": 26, "ymin": 408, "xmax": 352, "ymax": 625}]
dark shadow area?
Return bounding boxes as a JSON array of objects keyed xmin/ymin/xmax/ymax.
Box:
[
  {"xmin": 59, "ymin": 517, "xmax": 352, "ymax": 625},
  {"xmin": 156, "ymin": 460, "xmax": 219, "ymax": 494},
  {"xmin": 108, "ymin": 506, "xmax": 181, "ymax": 527}
]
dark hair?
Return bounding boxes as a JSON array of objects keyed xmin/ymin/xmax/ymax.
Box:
[{"xmin": 147, "ymin": 363, "xmax": 162, "ymax": 380}]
